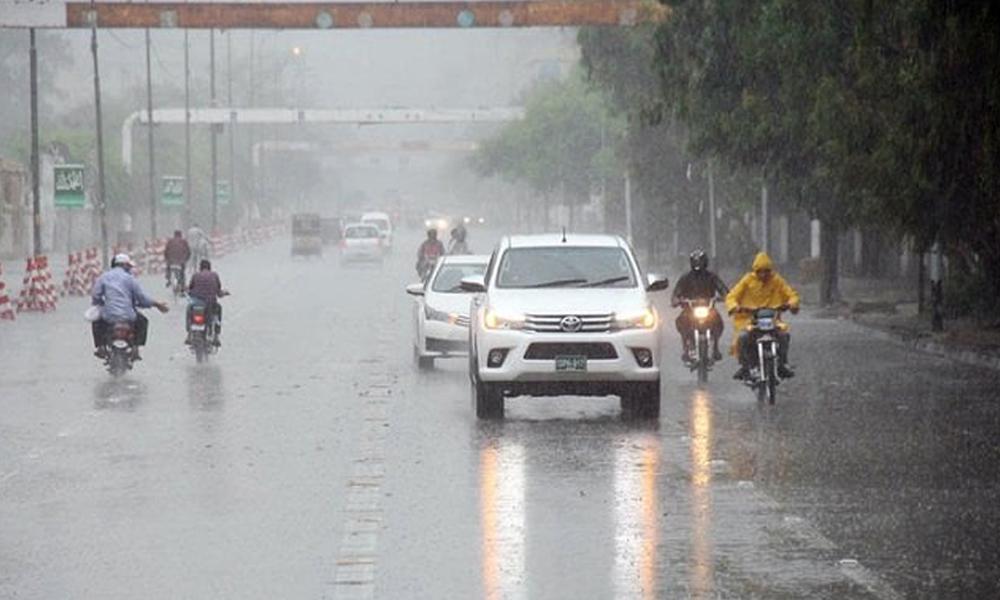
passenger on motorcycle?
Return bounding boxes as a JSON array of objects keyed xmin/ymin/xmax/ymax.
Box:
[
  {"xmin": 416, "ymin": 228, "xmax": 445, "ymax": 278},
  {"xmin": 448, "ymin": 225, "xmax": 471, "ymax": 255},
  {"xmin": 163, "ymin": 230, "xmax": 191, "ymax": 288},
  {"xmin": 672, "ymin": 249, "xmax": 729, "ymax": 362},
  {"xmin": 186, "ymin": 259, "xmax": 226, "ymax": 346},
  {"xmin": 725, "ymin": 251, "xmax": 800, "ymax": 381},
  {"xmin": 90, "ymin": 253, "xmax": 169, "ymax": 359}
]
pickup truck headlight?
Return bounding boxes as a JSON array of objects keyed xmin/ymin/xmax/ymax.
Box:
[
  {"xmin": 425, "ymin": 304, "xmax": 459, "ymax": 324},
  {"xmin": 484, "ymin": 308, "xmax": 526, "ymax": 330},
  {"xmin": 613, "ymin": 307, "xmax": 657, "ymax": 330}
]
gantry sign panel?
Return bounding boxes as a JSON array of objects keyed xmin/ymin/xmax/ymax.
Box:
[{"xmin": 0, "ymin": 1, "xmax": 666, "ymax": 29}]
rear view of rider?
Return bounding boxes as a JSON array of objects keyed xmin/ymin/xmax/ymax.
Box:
[
  {"xmin": 416, "ymin": 229, "xmax": 445, "ymax": 277},
  {"xmin": 725, "ymin": 251, "xmax": 800, "ymax": 380},
  {"xmin": 448, "ymin": 225, "xmax": 471, "ymax": 255},
  {"xmin": 671, "ymin": 249, "xmax": 729, "ymax": 362},
  {"xmin": 186, "ymin": 259, "xmax": 227, "ymax": 346},
  {"xmin": 90, "ymin": 253, "xmax": 169, "ymax": 359},
  {"xmin": 163, "ymin": 230, "xmax": 191, "ymax": 288}
]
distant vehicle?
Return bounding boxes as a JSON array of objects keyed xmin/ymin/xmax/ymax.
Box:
[
  {"xmin": 339, "ymin": 223, "xmax": 384, "ymax": 264},
  {"xmin": 320, "ymin": 217, "xmax": 344, "ymax": 246},
  {"xmin": 361, "ymin": 211, "xmax": 393, "ymax": 248},
  {"xmin": 424, "ymin": 213, "xmax": 451, "ymax": 233},
  {"xmin": 406, "ymin": 254, "xmax": 489, "ymax": 370},
  {"xmin": 461, "ymin": 215, "xmax": 487, "ymax": 225},
  {"xmin": 291, "ymin": 213, "xmax": 323, "ymax": 258},
  {"xmin": 464, "ymin": 233, "xmax": 670, "ymax": 419}
]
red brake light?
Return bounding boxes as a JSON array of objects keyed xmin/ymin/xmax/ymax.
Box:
[{"xmin": 193, "ymin": 314, "xmax": 205, "ymax": 324}]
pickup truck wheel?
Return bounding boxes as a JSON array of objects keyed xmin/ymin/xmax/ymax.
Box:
[
  {"xmin": 621, "ymin": 380, "xmax": 660, "ymax": 420},
  {"xmin": 472, "ymin": 376, "xmax": 504, "ymax": 419}
]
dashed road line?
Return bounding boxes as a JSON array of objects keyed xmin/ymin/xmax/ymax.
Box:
[{"xmin": 327, "ymin": 369, "xmax": 396, "ymax": 599}]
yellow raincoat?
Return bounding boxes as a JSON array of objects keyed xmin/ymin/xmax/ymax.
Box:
[{"xmin": 724, "ymin": 252, "xmax": 801, "ymax": 354}]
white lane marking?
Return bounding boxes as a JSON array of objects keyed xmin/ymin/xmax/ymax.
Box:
[{"xmin": 328, "ymin": 372, "xmax": 395, "ymax": 599}]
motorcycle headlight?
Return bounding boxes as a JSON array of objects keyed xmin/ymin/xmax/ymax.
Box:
[
  {"xmin": 692, "ymin": 306, "xmax": 711, "ymax": 320},
  {"xmin": 613, "ymin": 307, "xmax": 657, "ymax": 330},
  {"xmin": 484, "ymin": 308, "xmax": 526, "ymax": 330}
]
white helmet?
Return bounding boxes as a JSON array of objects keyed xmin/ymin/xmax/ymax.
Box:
[{"xmin": 112, "ymin": 253, "xmax": 134, "ymax": 269}]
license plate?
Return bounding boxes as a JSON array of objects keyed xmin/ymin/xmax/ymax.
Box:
[
  {"xmin": 190, "ymin": 324, "xmax": 205, "ymax": 331},
  {"xmin": 555, "ymin": 355, "xmax": 587, "ymax": 372}
]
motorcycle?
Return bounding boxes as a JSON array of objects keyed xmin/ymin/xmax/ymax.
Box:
[
  {"xmin": 103, "ymin": 321, "xmax": 136, "ymax": 377},
  {"xmin": 186, "ymin": 292, "xmax": 227, "ymax": 363},
  {"xmin": 744, "ymin": 307, "xmax": 784, "ymax": 404},
  {"xmin": 416, "ymin": 255, "xmax": 437, "ymax": 281},
  {"xmin": 166, "ymin": 264, "xmax": 186, "ymax": 299},
  {"xmin": 680, "ymin": 298, "xmax": 718, "ymax": 384}
]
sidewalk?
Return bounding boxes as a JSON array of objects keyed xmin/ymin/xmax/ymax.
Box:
[{"xmin": 801, "ymin": 276, "xmax": 1000, "ymax": 372}]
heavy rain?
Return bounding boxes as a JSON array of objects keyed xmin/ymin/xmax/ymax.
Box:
[{"xmin": 1, "ymin": 1, "xmax": 998, "ymax": 598}]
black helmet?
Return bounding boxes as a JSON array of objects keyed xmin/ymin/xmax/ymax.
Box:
[{"xmin": 689, "ymin": 249, "xmax": 708, "ymax": 271}]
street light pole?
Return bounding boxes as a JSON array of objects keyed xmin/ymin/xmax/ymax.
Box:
[
  {"xmin": 29, "ymin": 28, "xmax": 41, "ymax": 258},
  {"xmin": 210, "ymin": 28, "xmax": 218, "ymax": 232},
  {"xmin": 227, "ymin": 30, "xmax": 235, "ymax": 222},
  {"xmin": 707, "ymin": 159, "xmax": 717, "ymax": 260},
  {"xmin": 90, "ymin": 14, "xmax": 109, "ymax": 266},
  {"xmin": 144, "ymin": 27, "xmax": 157, "ymax": 238},
  {"xmin": 183, "ymin": 28, "xmax": 191, "ymax": 229}
]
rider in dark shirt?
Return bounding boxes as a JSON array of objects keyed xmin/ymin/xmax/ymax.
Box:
[{"xmin": 671, "ymin": 249, "xmax": 729, "ymax": 362}]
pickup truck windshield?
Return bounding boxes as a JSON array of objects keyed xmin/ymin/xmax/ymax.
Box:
[{"xmin": 496, "ymin": 247, "xmax": 637, "ymax": 289}]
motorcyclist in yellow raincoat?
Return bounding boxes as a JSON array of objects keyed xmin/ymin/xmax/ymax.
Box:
[{"xmin": 725, "ymin": 252, "xmax": 800, "ymax": 380}]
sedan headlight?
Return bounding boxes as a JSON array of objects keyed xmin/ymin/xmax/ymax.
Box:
[
  {"xmin": 613, "ymin": 307, "xmax": 657, "ymax": 330},
  {"xmin": 484, "ymin": 308, "xmax": 525, "ymax": 330},
  {"xmin": 425, "ymin": 304, "xmax": 459, "ymax": 324}
]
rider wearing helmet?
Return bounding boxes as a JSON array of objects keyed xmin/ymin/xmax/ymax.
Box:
[
  {"xmin": 671, "ymin": 249, "xmax": 729, "ymax": 362},
  {"xmin": 90, "ymin": 253, "xmax": 169, "ymax": 359},
  {"xmin": 416, "ymin": 228, "xmax": 445, "ymax": 277},
  {"xmin": 725, "ymin": 251, "xmax": 801, "ymax": 380}
]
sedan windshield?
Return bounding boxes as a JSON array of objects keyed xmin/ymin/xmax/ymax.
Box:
[
  {"xmin": 496, "ymin": 247, "xmax": 636, "ymax": 289},
  {"xmin": 432, "ymin": 263, "xmax": 487, "ymax": 293}
]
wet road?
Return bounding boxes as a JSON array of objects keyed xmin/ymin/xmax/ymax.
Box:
[{"xmin": 1, "ymin": 231, "xmax": 998, "ymax": 599}]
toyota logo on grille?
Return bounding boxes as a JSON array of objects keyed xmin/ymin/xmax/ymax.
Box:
[{"xmin": 560, "ymin": 315, "xmax": 583, "ymax": 332}]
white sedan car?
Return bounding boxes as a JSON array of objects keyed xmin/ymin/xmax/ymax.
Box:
[
  {"xmin": 462, "ymin": 234, "xmax": 670, "ymax": 419},
  {"xmin": 406, "ymin": 254, "xmax": 489, "ymax": 370},
  {"xmin": 339, "ymin": 223, "xmax": 384, "ymax": 264}
]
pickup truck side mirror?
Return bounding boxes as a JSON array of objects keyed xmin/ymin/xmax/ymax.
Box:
[
  {"xmin": 646, "ymin": 273, "xmax": 670, "ymax": 292},
  {"xmin": 459, "ymin": 275, "xmax": 486, "ymax": 293},
  {"xmin": 405, "ymin": 283, "xmax": 425, "ymax": 296}
]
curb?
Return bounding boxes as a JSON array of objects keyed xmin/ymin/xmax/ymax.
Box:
[{"xmin": 851, "ymin": 317, "xmax": 1000, "ymax": 372}]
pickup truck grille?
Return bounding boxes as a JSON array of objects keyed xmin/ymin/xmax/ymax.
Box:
[
  {"xmin": 523, "ymin": 313, "xmax": 613, "ymax": 333},
  {"xmin": 524, "ymin": 342, "xmax": 618, "ymax": 360}
]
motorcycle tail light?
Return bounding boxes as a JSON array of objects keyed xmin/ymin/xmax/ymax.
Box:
[{"xmin": 193, "ymin": 314, "xmax": 206, "ymax": 325}]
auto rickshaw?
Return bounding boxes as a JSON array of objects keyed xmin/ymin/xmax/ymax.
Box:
[{"xmin": 291, "ymin": 213, "xmax": 323, "ymax": 257}]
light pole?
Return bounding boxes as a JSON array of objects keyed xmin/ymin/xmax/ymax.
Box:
[{"xmin": 210, "ymin": 29, "xmax": 218, "ymax": 232}]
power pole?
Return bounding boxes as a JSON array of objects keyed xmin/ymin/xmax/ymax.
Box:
[
  {"xmin": 90, "ymin": 14, "xmax": 109, "ymax": 266},
  {"xmin": 29, "ymin": 28, "xmax": 41, "ymax": 257},
  {"xmin": 227, "ymin": 31, "xmax": 235, "ymax": 224},
  {"xmin": 707, "ymin": 159, "xmax": 717, "ymax": 260},
  {"xmin": 248, "ymin": 30, "xmax": 256, "ymax": 224},
  {"xmin": 144, "ymin": 27, "xmax": 157, "ymax": 238},
  {"xmin": 209, "ymin": 28, "xmax": 218, "ymax": 232},
  {"xmin": 183, "ymin": 28, "xmax": 192, "ymax": 229},
  {"xmin": 624, "ymin": 169, "xmax": 633, "ymax": 245},
  {"xmin": 760, "ymin": 182, "xmax": 769, "ymax": 254}
]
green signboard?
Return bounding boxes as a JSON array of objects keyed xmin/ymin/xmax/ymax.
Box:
[
  {"xmin": 216, "ymin": 180, "xmax": 230, "ymax": 206},
  {"xmin": 162, "ymin": 175, "xmax": 185, "ymax": 206},
  {"xmin": 54, "ymin": 164, "xmax": 85, "ymax": 208}
]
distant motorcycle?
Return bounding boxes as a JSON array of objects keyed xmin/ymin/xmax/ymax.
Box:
[
  {"xmin": 743, "ymin": 307, "xmax": 785, "ymax": 404},
  {"xmin": 680, "ymin": 298, "xmax": 718, "ymax": 384},
  {"xmin": 102, "ymin": 321, "xmax": 136, "ymax": 377},
  {"xmin": 186, "ymin": 292, "xmax": 227, "ymax": 363}
]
